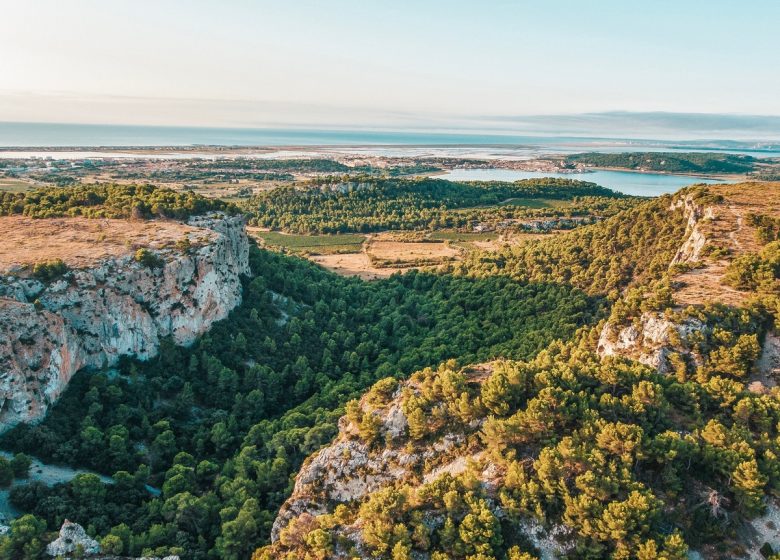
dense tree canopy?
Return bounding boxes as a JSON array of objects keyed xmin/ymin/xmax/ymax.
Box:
[
  {"xmin": 244, "ymin": 177, "xmax": 628, "ymax": 233},
  {"xmin": 565, "ymin": 152, "xmax": 757, "ymax": 174},
  {"xmin": 2, "ymin": 181, "xmax": 778, "ymax": 560},
  {"xmin": 0, "ymin": 183, "xmax": 233, "ymax": 219},
  {"xmin": 2, "ymin": 244, "xmax": 599, "ymax": 558}
]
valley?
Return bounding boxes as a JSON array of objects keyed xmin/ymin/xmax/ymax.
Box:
[
  {"xmin": 0, "ymin": 160, "xmax": 778, "ymax": 560},
  {"xmin": 3, "ymin": 3, "xmax": 779, "ymax": 558}
]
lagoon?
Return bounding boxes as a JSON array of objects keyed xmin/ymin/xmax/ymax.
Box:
[{"xmin": 434, "ymin": 168, "xmax": 726, "ymax": 197}]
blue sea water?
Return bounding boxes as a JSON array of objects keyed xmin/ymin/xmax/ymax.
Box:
[{"xmin": 1, "ymin": 121, "xmax": 779, "ymax": 156}]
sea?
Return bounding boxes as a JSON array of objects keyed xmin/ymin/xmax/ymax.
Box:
[
  {"xmin": 1, "ymin": 121, "xmax": 776, "ymax": 196},
  {"xmin": 1, "ymin": 122, "xmax": 779, "ymax": 155}
]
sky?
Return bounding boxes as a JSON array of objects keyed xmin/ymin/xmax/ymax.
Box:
[{"xmin": 1, "ymin": 0, "xmax": 780, "ymax": 131}]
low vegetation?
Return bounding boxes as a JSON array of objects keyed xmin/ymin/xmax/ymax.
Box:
[
  {"xmin": 723, "ymin": 241, "xmax": 780, "ymax": 292},
  {"xmin": 31, "ymin": 259, "xmax": 69, "ymax": 282}
]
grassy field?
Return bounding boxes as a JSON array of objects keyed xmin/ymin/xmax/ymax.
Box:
[
  {"xmin": 428, "ymin": 231, "xmax": 498, "ymax": 242},
  {"xmin": 0, "ymin": 177, "xmax": 36, "ymax": 193},
  {"xmin": 366, "ymin": 240, "xmax": 460, "ymax": 267},
  {"xmin": 252, "ymin": 231, "xmax": 366, "ymax": 254}
]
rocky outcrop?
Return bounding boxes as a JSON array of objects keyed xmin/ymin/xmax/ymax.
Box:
[
  {"xmin": 267, "ymin": 364, "xmax": 574, "ymax": 559},
  {"xmin": 42, "ymin": 520, "xmax": 180, "ymax": 559},
  {"xmin": 597, "ymin": 312, "xmax": 703, "ymax": 372},
  {"xmin": 670, "ymin": 193, "xmax": 716, "ymax": 266},
  {"xmin": 743, "ymin": 501, "xmax": 780, "ymax": 560},
  {"xmin": 758, "ymin": 332, "xmax": 780, "ymax": 380},
  {"xmin": 0, "ymin": 213, "xmax": 249, "ymax": 431},
  {"xmin": 46, "ymin": 520, "xmax": 100, "ymax": 557},
  {"xmin": 272, "ymin": 387, "xmax": 422, "ymax": 542}
]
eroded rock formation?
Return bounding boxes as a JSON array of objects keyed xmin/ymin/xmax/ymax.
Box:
[
  {"xmin": 0, "ymin": 213, "xmax": 249, "ymax": 431},
  {"xmin": 46, "ymin": 520, "xmax": 101, "ymax": 557},
  {"xmin": 597, "ymin": 311, "xmax": 704, "ymax": 372},
  {"xmin": 268, "ymin": 364, "xmax": 574, "ymax": 559}
]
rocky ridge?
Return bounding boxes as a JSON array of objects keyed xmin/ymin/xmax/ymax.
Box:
[
  {"xmin": 265, "ymin": 363, "xmax": 574, "ymax": 560},
  {"xmin": 669, "ymin": 191, "xmax": 715, "ymax": 266},
  {"xmin": 263, "ymin": 186, "xmax": 780, "ymax": 560},
  {"xmin": 0, "ymin": 213, "xmax": 249, "ymax": 431}
]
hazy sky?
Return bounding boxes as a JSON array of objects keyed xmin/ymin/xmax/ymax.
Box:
[{"xmin": 2, "ymin": 0, "xmax": 779, "ymax": 129}]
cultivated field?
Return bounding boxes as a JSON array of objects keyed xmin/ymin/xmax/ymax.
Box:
[
  {"xmin": 310, "ymin": 253, "xmax": 402, "ymax": 280},
  {"xmin": 251, "ymin": 227, "xmax": 564, "ymax": 280},
  {"xmin": 248, "ymin": 228, "xmax": 366, "ymax": 254}
]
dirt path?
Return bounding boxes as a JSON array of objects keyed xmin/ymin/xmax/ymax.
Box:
[{"xmin": 0, "ymin": 451, "xmax": 159, "ymax": 523}]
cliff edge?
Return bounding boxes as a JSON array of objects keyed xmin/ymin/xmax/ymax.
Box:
[{"xmin": 0, "ymin": 212, "xmax": 249, "ymax": 431}]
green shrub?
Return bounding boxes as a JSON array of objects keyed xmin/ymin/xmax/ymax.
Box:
[
  {"xmin": 10, "ymin": 453, "xmax": 31, "ymax": 478},
  {"xmin": 134, "ymin": 248, "xmax": 164, "ymax": 269},
  {"xmin": 32, "ymin": 259, "xmax": 68, "ymax": 282},
  {"xmin": 723, "ymin": 242, "xmax": 780, "ymax": 292}
]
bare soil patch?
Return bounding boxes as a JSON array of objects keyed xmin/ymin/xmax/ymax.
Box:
[{"xmin": 310, "ymin": 252, "xmax": 408, "ymax": 280}]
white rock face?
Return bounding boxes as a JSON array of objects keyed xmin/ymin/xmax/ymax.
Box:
[
  {"xmin": 670, "ymin": 194, "xmax": 715, "ymax": 266},
  {"xmin": 271, "ymin": 400, "xmax": 417, "ymax": 542},
  {"xmin": 46, "ymin": 520, "xmax": 101, "ymax": 557},
  {"xmin": 758, "ymin": 332, "xmax": 780, "ymax": 380},
  {"xmin": 0, "ymin": 213, "xmax": 249, "ymax": 431},
  {"xmin": 597, "ymin": 312, "xmax": 703, "ymax": 373}
]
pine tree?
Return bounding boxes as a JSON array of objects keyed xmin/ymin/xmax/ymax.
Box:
[{"xmin": 732, "ymin": 459, "xmax": 767, "ymax": 515}]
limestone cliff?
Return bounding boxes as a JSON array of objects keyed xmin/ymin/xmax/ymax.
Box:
[
  {"xmin": 669, "ymin": 191, "xmax": 715, "ymax": 266},
  {"xmin": 0, "ymin": 213, "xmax": 249, "ymax": 431}
]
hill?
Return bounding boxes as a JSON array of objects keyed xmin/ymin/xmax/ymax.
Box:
[
  {"xmin": 243, "ymin": 177, "xmax": 630, "ymax": 234},
  {"xmin": 1, "ymin": 181, "xmax": 779, "ymax": 559},
  {"xmin": 259, "ymin": 183, "xmax": 780, "ymax": 560}
]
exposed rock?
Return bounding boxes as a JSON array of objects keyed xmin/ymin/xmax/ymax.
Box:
[
  {"xmin": 46, "ymin": 520, "xmax": 100, "ymax": 557},
  {"xmin": 597, "ymin": 312, "xmax": 704, "ymax": 372},
  {"xmin": 758, "ymin": 332, "xmax": 780, "ymax": 382},
  {"xmin": 383, "ymin": 402, "xmax": 407, "ymax": 439},
  {"xmin": 516, "ymin": 517, "xmax": 574, "ymax": 560},
  {"xmin": 271, "ymin": 370, "xmax": 479, "ymax": 544},
  {"xmin": 741, "ymin": 500, "xmax": 780, "ymax": 559},
  {"xmin": 268, "ymin": 363, "xmax": 576, "ymax": 559},
  {"xmin": 670, "ymin": 193, "xmax": 716, "ymax": 266},
  {"xmin": 0, "ymin": 213, "xmax": 249, "ymax": 431}
]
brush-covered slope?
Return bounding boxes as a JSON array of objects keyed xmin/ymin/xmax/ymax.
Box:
[{"xmin": 261, "ymin": 183, "xmax": 780, "ymax": 560}]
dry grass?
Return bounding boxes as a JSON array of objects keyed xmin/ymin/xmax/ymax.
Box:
[
  {"xmin": 310, "ymin": 252, "xmax": 405, "ymax": 280},
  {"xmin": 672, "ymin": 182, "xmax": 780, "ymax": 306},
  {"xmin": 0, "ymin": 216, "xmax": 212, "ymax": 273},
  {"xmin": 307, "ymin": 230, "xmax": 565, "ymax": 280},
  {"xmin": 367, "ymin": 240, "xmax": 460, "ymax": 265},
  {"xmin": 310, "ymin": 237, "xmax": 460, "ymax": 280}
]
